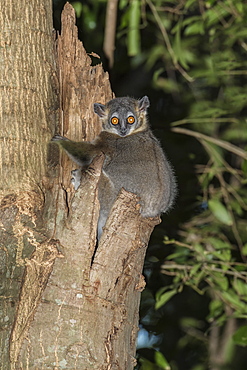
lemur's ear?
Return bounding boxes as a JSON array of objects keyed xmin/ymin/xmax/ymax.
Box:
[
  {"xmin": 94, "ymin": 103, "xmax": 106, "ymax": 118},
  {"xmin": 138, "ymin": 96, "xmax": 150, "ymax": 112}
]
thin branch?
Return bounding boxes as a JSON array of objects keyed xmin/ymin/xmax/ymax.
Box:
[
  {"xmin": 161, "ymin": 263, "xmax": 247, "ymax": 281},
  {"xmin": 215, "ymin": 169, "xmax": 244, "ymax": 256},
  {"xmin": 199, "ymin": 140, "xmax": 243, "ymax": 189},
  {"xmin": 217, "ymin": 70, "xmax": 247, "ymax": 76},
  {"xmin": 156, "ymin": 0, "xmax": 186, "ymax": 14},
  {"xmin": 103, "ymin": 0, "xmax": 119, "ymax": 68},
  {"xmin": 171, "ymin": 117, "xmax": 239, "ymax": 126},
  {"xmin": 171, "ymin": 127, "xmax": 247, "ymax": 160},
  {"xmin": 146, "ymin": 0, "xmax": 194, "ymax": 82},
  {"xmin": 164, "ymin": 240, "xmax": 247, "ymax": 270},
  {"xmin": 164, "ymin": 239, "xmax": 194, "ymax": 250}
]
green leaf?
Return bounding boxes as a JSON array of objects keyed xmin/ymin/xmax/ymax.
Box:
[
  {"xmin": 184, "ymin": 21, "xmax": 204, "ymax": 36},
  {"xmin": 181, "ymin": 16, "xmax": 202, "ymax": 27},
  {"xmin": 153, "ymin": 76, "xmax": 179, "ymax": 93},
  {"xmin": 233, "ymin": 326, "xmax": 247, "ymax": 347},
  {"xmin": 155, "ymin": 289, "xmax": 177, "ymax": 310},
  {"xmin": 71, "ymin": 2, "xmax": 83, "ymax": 17},
  {"xmin": 180, "ymin": 317, "xmax": 204, "ymax": 329},
  {"xmin": 221, "ymin": 291, "xmax": 246, "ymax": 311},
  {"xmin": 208, "ymin": 199, "xmax": 233, "ymax": 226},
  {"xmin": 233, "ymin": 279, "xmax": 247, "ymax": 298},
  {"xmin": 205, "ymin": 5, "xmax": 229, "ymax": 27},
  {"xmin": 210, "ymin": 272, "xmax": 229, "ymax": 291},
  {"xmin": 190, "ymin": 263, "xmax": 202, "ymax": 276},
  {"xmin": 184, "ymin": 1, "xmax": 198, "ymax": 10},
  {"xmin": 194, "ymin": 243, "xmax": 204, "ymax": 254},
  {"xmin": 127, "ymin": 0, "xmax": 141, "ymax": 56},
  {"xmin": 173, "ymin": 22, "xmax": 194, "ymax": 69},
  {"xmin": 207, "ymin": 299, "xmax": 224, "ymax": 322},
  {"xmin": 154, "ymin": 351, "xmax": 171, "ymax": 369},
  {"xmin": 208, "ymin": 237, "xmax": 231, "ymax": 250},
  {"xmin": 194, "ymin": 269, "xmax": 206, "ymax": 286},
  {"xmin": 119, "ymin": 0, "xmax": 128, "ymax": 10},
  {"xmin": 147, "ymin": 46, "xmax": 166, "ymax": 69},
  {"xmin": 139, "ymin": 357, "xmax": 157, "ymax": 370},
  {"xmin": 212, "ymin": 250, "xmax": 231, "ymax": 262},
  {"xmin": 242, "ymin": 244, "xmax": 247, "ymax": 256}
]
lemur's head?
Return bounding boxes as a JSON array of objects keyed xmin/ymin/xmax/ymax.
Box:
[{"xmin": 93, "ymin": 96, "xmax": 150, "ymax": 137}]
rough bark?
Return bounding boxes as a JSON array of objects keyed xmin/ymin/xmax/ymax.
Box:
[
  {"xmin": 0, "ymin": 0, "xmax": 57, "ymax": 368},
  {"xmin": 1, "ymin": 2, "xmax": 160, "ymax": 369}
]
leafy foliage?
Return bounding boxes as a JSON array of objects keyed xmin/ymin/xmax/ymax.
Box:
[{"xmin": 131, "ymin": 1, "xmax": 247, "ymax": 368}]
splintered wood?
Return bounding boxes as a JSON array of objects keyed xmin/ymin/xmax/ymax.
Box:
[
  {"xmin": 55, "ymin": 3, "xmax": 114, "ymax": 192},
  {"xmin": 57, "ymin": 3, "xmax": 114, "ymax": 142}
]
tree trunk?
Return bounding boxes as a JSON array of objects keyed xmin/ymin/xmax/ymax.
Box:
[
  {"xmin": 0, "ymin": 2, "xmax": 159, "ymax": 369},
  {"xmin": 0, "ymin": 0, "xmax": 57, "ymax": 367}
]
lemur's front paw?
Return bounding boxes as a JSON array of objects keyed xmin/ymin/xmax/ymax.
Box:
[
  {"xmin": 51, "ymin": 134, "xmax": 69, "ymax": 142},
  {"xmin": 71, "ymin": 169, "xmax": 82, "ymax": 190}
]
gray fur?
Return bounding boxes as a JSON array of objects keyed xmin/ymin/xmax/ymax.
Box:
[{"xmin": 52, "ymin": 96, "xmax": 177, "ymax": 238}]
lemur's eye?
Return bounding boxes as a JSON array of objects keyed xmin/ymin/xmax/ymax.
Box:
[
  {"xmin": 111, "ymin": 117, "xmax": 119, "ymax": 125},
  {"xmin": 127, "ymin": 116, "xmax": 135, "ymax": 124}
]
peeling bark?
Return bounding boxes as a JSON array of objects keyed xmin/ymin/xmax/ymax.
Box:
[{"xmin": 10, "ymin": 239, "xmax": 63, "ymax": 364}]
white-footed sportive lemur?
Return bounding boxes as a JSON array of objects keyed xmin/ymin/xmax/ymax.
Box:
[{"xmin": 52, "ymin": 96, "xmax": 177, "ymax": 237}]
